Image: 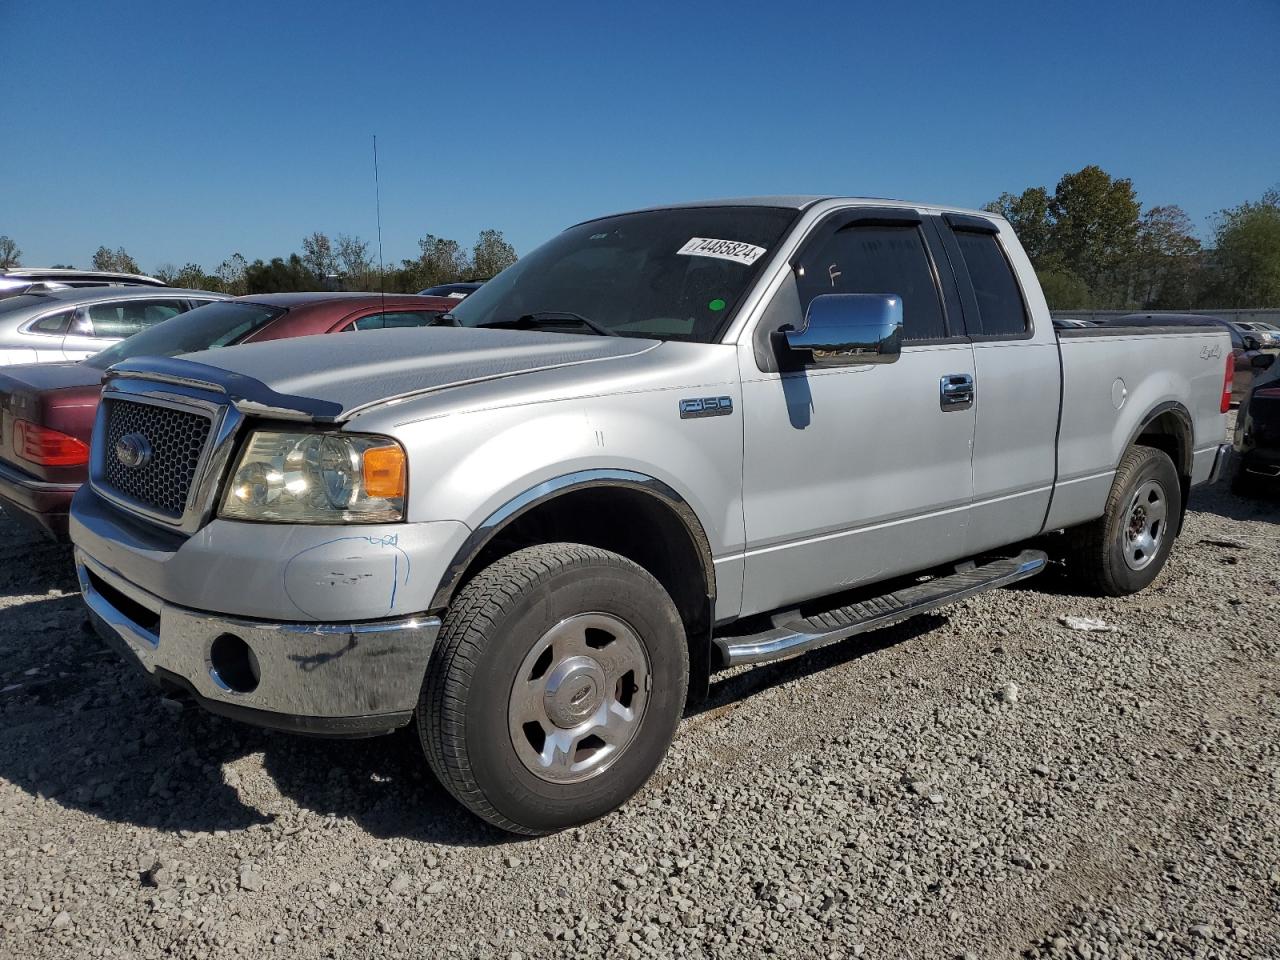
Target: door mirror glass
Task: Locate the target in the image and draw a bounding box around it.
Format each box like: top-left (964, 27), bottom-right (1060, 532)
top-left (1242, 334), bottom-right (1261, 352)
top-left (783, 293), bottom-right (903, 366)
top-left (1252, 352), bottom-right (1276, 370)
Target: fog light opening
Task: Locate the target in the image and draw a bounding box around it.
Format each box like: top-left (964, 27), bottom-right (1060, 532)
top-left (208, 634), bottom-right (261, 694)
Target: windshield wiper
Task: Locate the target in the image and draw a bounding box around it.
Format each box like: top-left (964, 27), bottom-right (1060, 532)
top-left (478, 311), bottom-right (618, 337)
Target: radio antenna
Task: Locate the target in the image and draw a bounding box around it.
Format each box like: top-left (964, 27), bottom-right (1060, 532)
top-left (373, 134), bottom-right (386, 311)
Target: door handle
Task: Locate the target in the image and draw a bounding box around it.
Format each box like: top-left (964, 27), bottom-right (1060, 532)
top-left (940, 374), bottom-right (974, 411)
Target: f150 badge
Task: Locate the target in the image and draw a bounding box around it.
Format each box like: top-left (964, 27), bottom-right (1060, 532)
top-left (680, 396), bottom-right (734, 419)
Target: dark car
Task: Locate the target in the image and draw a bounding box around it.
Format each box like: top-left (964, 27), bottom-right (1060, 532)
top-left (417, 280), bottom-right (486, 300)
top-left (0, 292), bottom-right (454, 538)
top-left (1112, 313), bottom-right (1272, 403)
top-left (1232, 351), bottom-right (1280, 496)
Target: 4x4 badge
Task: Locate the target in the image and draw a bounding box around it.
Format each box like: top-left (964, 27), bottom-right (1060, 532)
top-left (679, 396), bottom-right (733, 419)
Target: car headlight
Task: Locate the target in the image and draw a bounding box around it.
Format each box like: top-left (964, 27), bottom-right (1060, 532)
top-left (220, 430), bottom-right (406, 523)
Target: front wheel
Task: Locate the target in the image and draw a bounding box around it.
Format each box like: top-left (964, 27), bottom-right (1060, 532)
top-left (1066, 445), bottom-right (1182, 596)
top-left (418, 543), bottom-right (688, 835)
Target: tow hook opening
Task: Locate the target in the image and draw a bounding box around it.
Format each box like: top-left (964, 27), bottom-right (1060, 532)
top-left (208, 634), bottom-right (261, 694)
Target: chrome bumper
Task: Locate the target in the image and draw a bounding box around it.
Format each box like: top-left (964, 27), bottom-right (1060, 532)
top-left (76, 549), bottom-right (440, 736)
top-left (1207, 442), bottom-right (1233, 485)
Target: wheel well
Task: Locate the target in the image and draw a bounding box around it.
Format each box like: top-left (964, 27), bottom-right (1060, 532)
top-left (450, 486), bottom-right (715, 701)
top-left (1133, 408), bottom-right (1192, 532)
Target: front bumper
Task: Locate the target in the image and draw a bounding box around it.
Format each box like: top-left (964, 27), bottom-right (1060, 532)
top-left (77, 550), bottom-right (441, 737)
top-left (0, 458), bottom-right (78, 540)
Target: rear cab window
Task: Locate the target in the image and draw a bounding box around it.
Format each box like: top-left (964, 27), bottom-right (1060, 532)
top-left (944, 218), bottom-right (1031, 339)
top-left (85, 301), bottom-right (286, 370)
top-left (346, 311), bottom-right (439, 331)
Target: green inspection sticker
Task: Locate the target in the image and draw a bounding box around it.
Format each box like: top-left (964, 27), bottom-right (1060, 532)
top-left (708, 298), bottom-right (726, 311)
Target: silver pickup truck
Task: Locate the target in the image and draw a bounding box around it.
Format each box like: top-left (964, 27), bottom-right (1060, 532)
top-left (69, 197), bottom-right (1232, 834)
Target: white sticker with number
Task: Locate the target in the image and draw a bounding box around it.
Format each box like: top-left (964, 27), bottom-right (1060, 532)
top-left (676, 237), bottom-right (767, 266)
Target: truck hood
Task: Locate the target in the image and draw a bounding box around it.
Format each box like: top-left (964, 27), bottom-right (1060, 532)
top-left (107, 327), bottom-right (660, 421)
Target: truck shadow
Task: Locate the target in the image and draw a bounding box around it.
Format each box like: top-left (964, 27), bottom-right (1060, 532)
top-left (1, 598), bottom-right (944, 849)
top-left (1187, 482), bottom-right (1279, 525)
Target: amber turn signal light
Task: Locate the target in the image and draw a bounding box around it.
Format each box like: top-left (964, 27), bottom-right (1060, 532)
top-left (362, 443), bottom-right (406, 499)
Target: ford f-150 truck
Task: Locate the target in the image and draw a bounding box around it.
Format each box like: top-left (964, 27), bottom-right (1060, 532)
top-left (69, 197), bottom-right (1233, 834)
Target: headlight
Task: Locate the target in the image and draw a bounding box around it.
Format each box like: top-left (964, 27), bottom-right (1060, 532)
top-left (220, 431), bottom-right (406, 523)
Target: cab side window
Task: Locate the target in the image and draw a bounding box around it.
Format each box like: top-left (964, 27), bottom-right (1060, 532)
top-left (794, 225), bottom-right (946, 341)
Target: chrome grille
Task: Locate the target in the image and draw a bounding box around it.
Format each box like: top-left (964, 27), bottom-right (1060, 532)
top-left (101, 398), bottom-right (212, 519)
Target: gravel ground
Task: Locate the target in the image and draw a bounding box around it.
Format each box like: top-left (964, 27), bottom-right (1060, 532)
top-left (0, 478), bottom-right (1277, 959)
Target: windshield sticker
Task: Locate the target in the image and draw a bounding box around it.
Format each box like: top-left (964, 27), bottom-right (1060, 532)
top-left (677, 237), bottom-right (767, 266)
top-left (708, 298), bottom-right (726, 311)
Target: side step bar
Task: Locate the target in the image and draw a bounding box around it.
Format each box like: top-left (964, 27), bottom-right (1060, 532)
top-left (714, 549), bottom-right (1048, 667)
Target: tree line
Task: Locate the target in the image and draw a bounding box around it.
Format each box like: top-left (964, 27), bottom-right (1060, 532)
top-left (0, 229), bottom-right (519, 297)
top-left (3, 174), bottom-right (1278, 310)
top-left (984, 166), bottom-right (1280, 311)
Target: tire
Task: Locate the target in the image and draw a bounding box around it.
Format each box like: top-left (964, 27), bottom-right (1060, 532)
top-left (1065, 445), bottom-right (1182, 597)
top-left (417, 543), bottom-right (688, 835)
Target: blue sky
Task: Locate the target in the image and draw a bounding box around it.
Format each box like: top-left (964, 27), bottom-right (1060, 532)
top-left (3, 0), bottom-right (1277, 272)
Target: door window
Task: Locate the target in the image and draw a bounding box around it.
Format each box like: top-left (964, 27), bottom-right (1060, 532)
top-left (795, 225), bottom-right (947, 341)
top-left (81, 299), bottom-right (187, 338)
top-left (952, 231), bottom-right (1029, 337)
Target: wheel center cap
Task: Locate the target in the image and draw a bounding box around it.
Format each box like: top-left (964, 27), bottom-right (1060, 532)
top-left (543, 656), bottom-right (606, 728)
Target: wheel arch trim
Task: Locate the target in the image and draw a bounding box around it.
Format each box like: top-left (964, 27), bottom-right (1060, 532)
top-left (428, 469), bottom-right (717, 612)
top-left (1126, 400), bottom-right (1194, 476)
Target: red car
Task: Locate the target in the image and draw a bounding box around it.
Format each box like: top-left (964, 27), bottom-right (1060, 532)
top-left (0, 292), bottom-right (454, 538)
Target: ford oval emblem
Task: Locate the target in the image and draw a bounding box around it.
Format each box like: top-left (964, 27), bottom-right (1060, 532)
top-left (115, 433), bottom-right (153, 469)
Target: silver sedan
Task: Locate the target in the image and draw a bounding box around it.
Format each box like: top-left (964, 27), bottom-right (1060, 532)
top-left (0, 286), bottom-right (227, 365)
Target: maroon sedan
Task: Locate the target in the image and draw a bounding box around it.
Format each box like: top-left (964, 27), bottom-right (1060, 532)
top-left (0, 292), bottom-right (454, 539)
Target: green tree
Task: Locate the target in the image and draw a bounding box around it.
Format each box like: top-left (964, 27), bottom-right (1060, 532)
top-left (243, 255), bottom-right (321, 294)
top-left (216, 253), bottom-right (249, 296)
top-left (1201, 188), bottom-right (1280, 308)
top-left (91, 245), bottom-right (142, 274)
top-left (416, 234), bottom-right (470, 288)
top-left (301, 231), bottom-right (338, 279)
top-left (470, 229), bottom-right (518, 278)
top-left (1133, 205), bottom-right (1200, 309)
top-left (1047, 165), bottom-right (1141, 303)
top-left (335, 234), bottom-right (375, 290)
top-left (1036, 268), bottom-right (1092, 311)
top-left (0, 235), bottom-right (21, 268)
top-left (983, 188), bottom-right (1053, 262)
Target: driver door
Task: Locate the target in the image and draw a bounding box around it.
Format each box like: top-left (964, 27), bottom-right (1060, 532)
top-left (736, 209), bottom-right (977, 617)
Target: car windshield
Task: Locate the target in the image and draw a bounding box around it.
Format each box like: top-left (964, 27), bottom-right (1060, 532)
top-left (448, 206), bottom-right (798, 342)
top-left (85, 301), bottom-right (285, 370)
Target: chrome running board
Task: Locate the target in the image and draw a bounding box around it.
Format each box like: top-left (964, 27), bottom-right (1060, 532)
top-left (714, 549), bottom-right (1048, 667)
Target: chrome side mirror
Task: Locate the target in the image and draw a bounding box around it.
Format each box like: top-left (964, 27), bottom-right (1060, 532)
top-left (782, 293), bottom-right (903, 366)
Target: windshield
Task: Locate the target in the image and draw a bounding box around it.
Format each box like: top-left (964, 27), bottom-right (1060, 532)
top-left (86, 301), bottom-right (285, 369)
top-left (448, 206), bottom-right (798, 342)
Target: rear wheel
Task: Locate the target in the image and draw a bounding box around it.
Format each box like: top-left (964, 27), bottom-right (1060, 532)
top-left (1066, 445), bottom-right (1182, 596)
top-left (418, 543), bottom-right (688, 835)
